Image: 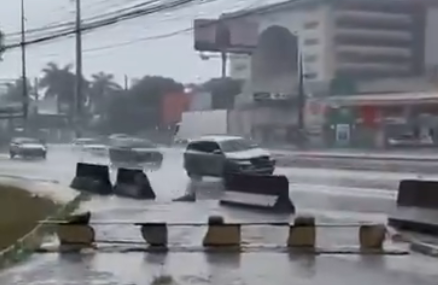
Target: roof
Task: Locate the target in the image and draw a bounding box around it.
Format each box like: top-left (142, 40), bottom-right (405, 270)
top-left (221, 0), bottom-right (313, 19)
top-left (222, 0), bottom-right (434, 20)
top-left (192, 135), bottom-right (244, 143)
top-left (325, 92), bottom-right (438, 106)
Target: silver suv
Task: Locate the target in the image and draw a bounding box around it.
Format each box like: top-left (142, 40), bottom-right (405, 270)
top-left (183, 135), bottom-right (275, 180)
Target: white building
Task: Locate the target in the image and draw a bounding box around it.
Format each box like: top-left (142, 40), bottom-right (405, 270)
top-left (226, 0), bottom-right (437, 89)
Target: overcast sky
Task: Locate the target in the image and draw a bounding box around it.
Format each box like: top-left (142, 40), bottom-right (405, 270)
top-left (0, 0), bottom-right (277, 85)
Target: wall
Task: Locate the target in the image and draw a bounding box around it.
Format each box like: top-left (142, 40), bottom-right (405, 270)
top-left (161, 92), bottom-right (191, 126)
top-left (229, 54), bottom-right (252, 80)
top-left (425, 7), bottom-right (438, 74)
top-left (188, 91), bottom-right (212, 111)
top-left (228, 2), bottom-right (334, 84)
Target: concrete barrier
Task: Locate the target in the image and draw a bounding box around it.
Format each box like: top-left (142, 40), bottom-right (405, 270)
top-left (287, 215), bottom-right (316, 248)
top-left (202, 216), bottom-right (241, 247)
top-left (70, 163), bottom-right (112, 195)
top-left (388, 180), bottom-right (438, 235)
top-left (0, 180), bottom-right (84, 268)
top-left (56, 212), bottom-right (95, 252)
top-left (220, 174), bottom-right (295, 213)
top-left (113, 168), bottom-right (156, 199)
top-left (49, 214), bottom-right (395, 254)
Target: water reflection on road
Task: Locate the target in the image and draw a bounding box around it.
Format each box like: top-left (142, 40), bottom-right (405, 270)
top-left (0, 145), bottom-right (437, 284)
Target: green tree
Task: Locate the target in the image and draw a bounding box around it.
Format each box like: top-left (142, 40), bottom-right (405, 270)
top-left (89, 72), bottom-right (121, 115)
top-left (103, 76), bottom-right (183, 133)
top-left (202, 77), bottom-right (242, 109)
top-left (39, 62), bottom-right (89, 115)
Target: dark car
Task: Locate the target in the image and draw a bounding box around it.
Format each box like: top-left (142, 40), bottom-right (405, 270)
top-left (9, 137), bottom-right (47, 159)
top-left (109, 137), bottom-right (163, 170)
top-left (183, 135), bottom-right (275, 180)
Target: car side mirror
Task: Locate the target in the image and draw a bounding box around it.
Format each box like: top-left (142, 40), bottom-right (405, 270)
top-left (212, 149), bottom-right (222, 155)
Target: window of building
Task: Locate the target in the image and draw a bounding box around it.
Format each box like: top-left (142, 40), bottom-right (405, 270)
top-left (303, 21), bottom-right (319, 29)
top-left (304, 54), bottom-right (318, 63)
top-left (304, 38), bottom-right (319, 45)
top-left (304, 72), bottom-right (318, 79)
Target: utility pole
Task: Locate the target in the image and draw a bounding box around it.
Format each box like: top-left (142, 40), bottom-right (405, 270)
top-left (20, 0), bottom-right (28, 128)
top-left (297, 54), bottom-right (305, 146)
top-left (124, 74), bottom-right (129, 90)
top-left (216, 21), bottom-right (229, 78)
top-left (74, 0), bottom-right (83, 138)
top-left (220, 50), bottom-right (227, 78)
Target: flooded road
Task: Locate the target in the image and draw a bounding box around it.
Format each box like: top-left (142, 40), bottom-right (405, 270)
top-left (0, 145), bottom-right (437, 285)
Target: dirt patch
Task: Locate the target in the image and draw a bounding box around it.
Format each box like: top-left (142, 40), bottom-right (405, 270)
top-left (0, 185), bottom-right (59, 250)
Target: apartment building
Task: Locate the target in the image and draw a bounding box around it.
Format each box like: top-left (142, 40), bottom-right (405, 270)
top-left (227, 0), bottom-right (433, 84)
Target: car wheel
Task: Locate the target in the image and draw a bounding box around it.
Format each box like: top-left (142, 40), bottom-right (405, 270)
top-left (9, 152), bottom-right (15, 159)
top-left (187, 171), bottom-right (202, 181)
top-left (41, 153), bottom-right (47, 160)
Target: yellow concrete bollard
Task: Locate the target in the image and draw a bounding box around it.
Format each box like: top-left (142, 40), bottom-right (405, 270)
top-left (140, 223), bottom-right (168, 247)
top-left (359, 224), bottom-right (386, 250)
top-left (56, 224), bottom-right (95, 251)
top-left (287, 215), bottom-right (316, 248)
top-left (202, 216), bottom-right (241, 247)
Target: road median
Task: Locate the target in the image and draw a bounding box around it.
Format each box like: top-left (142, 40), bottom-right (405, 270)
top-left (272, 149), bottom-right (438, 162)
top-left (0, 178), bottom-right (85, 269)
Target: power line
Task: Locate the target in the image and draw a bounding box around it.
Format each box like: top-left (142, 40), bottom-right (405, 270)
top-left (3, 0), bottom-right (211, 51)
top-left (4, 0), bottom-right (275, 60)
top-left (4, 0), bottom-right (165, 39)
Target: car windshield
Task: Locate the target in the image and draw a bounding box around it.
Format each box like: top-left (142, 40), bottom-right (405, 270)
top-left (75, 138), bottom-right (101, 145)
top-left (113, 138), bottom-right (155, 148)
top-left (219, 138), bottom-right (258, 152)
top-left (15, 138), bottom-right (39, 144)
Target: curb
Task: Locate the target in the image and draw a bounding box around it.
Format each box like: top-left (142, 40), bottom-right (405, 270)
top-left (386, 226), bottom-right (438, 258)
top-left (291, 154), bottom-right (438, 163)
top-left (0, 192), bottom-right (87, 269)
top-left (409, 240), bottom-right (438, 257)
top-left (271, 151), bottom-right (438, 163)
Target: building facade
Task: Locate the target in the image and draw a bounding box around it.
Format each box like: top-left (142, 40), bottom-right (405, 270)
top-left (227, 0), bottom-right (437, 86)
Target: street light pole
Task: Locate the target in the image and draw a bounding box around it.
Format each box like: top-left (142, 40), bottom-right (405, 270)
top-left (20, 0), bottom-right (28, 126)
top-left (74, 0), bottom-right (83, 138)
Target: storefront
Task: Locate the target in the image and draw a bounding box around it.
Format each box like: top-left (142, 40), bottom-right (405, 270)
top-left (321, 92), bottom-right (438, 149)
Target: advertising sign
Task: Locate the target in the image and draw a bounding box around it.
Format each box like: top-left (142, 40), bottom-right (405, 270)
top-left (193, 18), bottom-right (259, 54)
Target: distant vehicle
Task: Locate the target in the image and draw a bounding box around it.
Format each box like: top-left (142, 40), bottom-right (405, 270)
top-left (183, 135), bottom-right (275, 180)
top-left (387, 133), bottom-right (434, 148)
top-left (173, 110), bottom-right (229, 145)
top-left (9, 137), bottom-right (47, 160)
top-left (109, 137), bottom-right (163, 170)
top-left (72, 138), bottom-right (108, 156)
top-left (109, 133), bottom-right (130, 142)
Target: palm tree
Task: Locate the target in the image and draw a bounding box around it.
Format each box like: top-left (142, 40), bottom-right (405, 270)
top-left (39, 62), bottom-right (89, 115)
top-left (89, 72), bottom-right (121, 115)
top-left (39, 63), bottom-right (73, 110)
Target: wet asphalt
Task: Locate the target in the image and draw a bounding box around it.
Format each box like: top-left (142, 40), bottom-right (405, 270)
top-left (0, 145), bottom-right (437, 285)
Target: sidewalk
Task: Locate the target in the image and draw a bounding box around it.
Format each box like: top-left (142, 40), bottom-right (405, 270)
top-left (271, 148), bottom-right (438, 162)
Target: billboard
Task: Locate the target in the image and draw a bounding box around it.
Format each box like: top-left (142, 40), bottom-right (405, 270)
top-left (193, 18), bottom-right (259, 54)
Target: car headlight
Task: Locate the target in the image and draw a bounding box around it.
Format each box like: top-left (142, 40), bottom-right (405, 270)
top-left (230, 159), bottom-right (252, 166)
